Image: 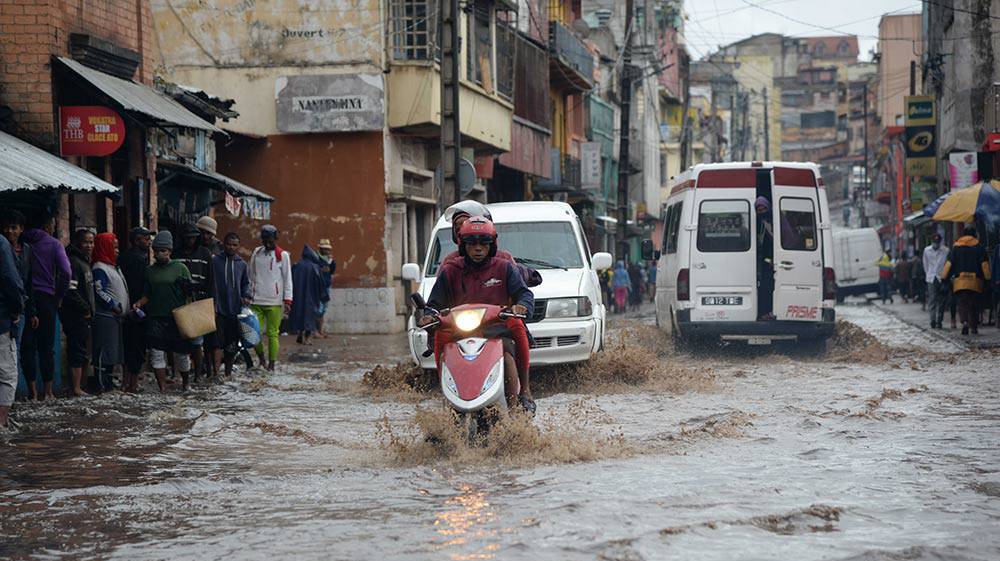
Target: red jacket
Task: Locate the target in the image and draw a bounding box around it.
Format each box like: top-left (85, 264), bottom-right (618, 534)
top-left (428, 255), bottom-right (534, 311)
top-left (442, 249), bottom-right (542, 287)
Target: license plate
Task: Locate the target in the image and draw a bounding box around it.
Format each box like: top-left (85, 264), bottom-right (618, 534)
top-left (702, 296), bottom-right (742, 306)
top-left (747, 337), bottom-right (771, 345)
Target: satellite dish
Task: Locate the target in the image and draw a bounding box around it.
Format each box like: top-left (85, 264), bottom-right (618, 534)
top-left (434, 157), bottom-right (477, 197)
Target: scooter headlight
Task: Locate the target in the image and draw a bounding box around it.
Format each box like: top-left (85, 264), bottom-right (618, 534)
top-left (454, 308), bottom-right (486, 332)
top-left (480, 360), bottom-right (504, 396)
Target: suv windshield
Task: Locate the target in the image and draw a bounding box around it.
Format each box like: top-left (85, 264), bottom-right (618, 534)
top-left (426, 221), bottom-right (584, 276)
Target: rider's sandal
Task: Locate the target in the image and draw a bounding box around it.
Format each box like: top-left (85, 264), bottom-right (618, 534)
top-left (518, 395), bottom-right (536, 416)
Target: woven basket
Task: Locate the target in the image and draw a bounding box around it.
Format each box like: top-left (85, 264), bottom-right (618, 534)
top-left (172, 298), bottom-right (217, 339)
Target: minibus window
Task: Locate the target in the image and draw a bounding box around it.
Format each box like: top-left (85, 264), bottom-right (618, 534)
top-left (666, 203), bottom-right (682, 254)
top-left (779, 197), bottom-right (817, 251)
top-left (697, 200), bottom-right (751, 253)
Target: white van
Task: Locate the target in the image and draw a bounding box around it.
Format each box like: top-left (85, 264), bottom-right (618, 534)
top-left (402, 201), bottom-right (612, 369)
top-left (647, 162), bottom-right (836, 347)
top-left (832, 227), bottom-right (882, 302)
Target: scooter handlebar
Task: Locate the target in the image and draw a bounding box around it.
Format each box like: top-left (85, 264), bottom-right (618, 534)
top-left (498, 311), bottom-right (528, 320)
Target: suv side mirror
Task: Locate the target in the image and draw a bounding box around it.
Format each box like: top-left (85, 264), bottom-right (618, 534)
top-left (640, 239), bottom-right (655, 261)
top-left (592, 252), bottom-right (613, 271)
top-left (401, 263), bottom-right (421, 282)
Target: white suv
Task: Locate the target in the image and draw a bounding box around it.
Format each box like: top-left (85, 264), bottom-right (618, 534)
top-left (402, 201), bottom-right (612, 369)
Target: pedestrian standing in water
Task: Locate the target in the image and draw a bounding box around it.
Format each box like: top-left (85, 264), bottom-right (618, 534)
top-left (134, 231), bottom-right (193, 392)
top-left (923, 234), bottom-right (949, 329)
top-left (0, 211), bottom-right (36, 384)
top-left (20, 214), bottom-right (70, 401)
top-left (315, 239), bottom-right (336, 339)
top-left (910, 247), bottom-right (926, 308)
top-left (211, 233), bottom-right (250, 378)
top-left (612, 261), bottom-right (631, 314)
top-left (120, 227), bottom-right (151, 393)
top-left (0, 232), bottom-right (25, 432)
top-left (877, 250), bottom-right (894, 304)
top-left (290, 245), bottom-right (325, 345)
top-left (196, 216), bottom-right (223, 375)
top-left (174, 224), bottom-right (215, 381)
top-left (249, 225), bottom-right (292, 372)
top-left (61, 227), bottom-right (95, 397)
top-left (940, 225), bottom-right (991, 335)
top-left (197, 216), bottom-right (224, 256)
top-left (91, 233), bottom-right (128, 393)
top-left (895, 253), bottom-right (912, 303)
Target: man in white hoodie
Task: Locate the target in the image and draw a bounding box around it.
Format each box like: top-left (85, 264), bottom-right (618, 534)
top-left (249, 225), bottom-right (293, 371)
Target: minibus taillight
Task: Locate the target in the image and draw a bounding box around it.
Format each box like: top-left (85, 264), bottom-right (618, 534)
top-left (677, 268), bottom-right (690, 301)
top-left (823, 267), bottom-right (836, 300)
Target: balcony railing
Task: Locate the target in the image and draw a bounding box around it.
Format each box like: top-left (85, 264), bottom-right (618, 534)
top-left (549, 20), bottom-right (593, 92)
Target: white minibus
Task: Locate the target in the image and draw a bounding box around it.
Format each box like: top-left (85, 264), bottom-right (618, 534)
top-left (645, 162), bottom-right (836, 348)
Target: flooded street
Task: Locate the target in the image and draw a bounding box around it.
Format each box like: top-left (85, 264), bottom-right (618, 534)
top-left (2, 305), bottom-right (999, 561)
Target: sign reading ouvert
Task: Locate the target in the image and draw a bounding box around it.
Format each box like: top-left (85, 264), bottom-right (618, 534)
top-left (276, 74), bottom-right (384, 133)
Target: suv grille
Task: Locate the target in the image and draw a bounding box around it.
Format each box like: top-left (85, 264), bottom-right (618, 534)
top-left (528, 299), bottom-right (547, 323)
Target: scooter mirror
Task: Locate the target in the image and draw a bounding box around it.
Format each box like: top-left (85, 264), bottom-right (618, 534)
top-left (410, 293), bottom-right (427, 309)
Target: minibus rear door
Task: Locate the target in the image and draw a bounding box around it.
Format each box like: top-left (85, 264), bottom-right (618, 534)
top-left (771, 168), bottom-right (823, 322)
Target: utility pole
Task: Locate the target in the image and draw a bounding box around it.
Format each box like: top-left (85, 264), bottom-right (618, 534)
top-left (909, 60), bottom-right (916, 96)
top-left (440, 0), bottom-right (462, 205)
top-left (762, 87), bottom-right (770, 161)
top-left (729, 82), bottom-right (738, 162)
top-left (740, 93), bottom-right (749, 161)
top-left (861, 81), bottom-right (869, 227)
top-left (616, 0), bottom-right (634, 263)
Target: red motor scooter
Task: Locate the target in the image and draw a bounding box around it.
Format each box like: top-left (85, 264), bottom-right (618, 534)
top-left (412, 293), bottom-right (526, 440)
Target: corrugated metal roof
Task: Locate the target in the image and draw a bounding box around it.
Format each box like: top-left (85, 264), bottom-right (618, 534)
top-left (159, 161), bottom-right (273, 202)
top-left (56, 57), bottom-right (222, 133)
top-left (0, 131), bottom-right (118, 193)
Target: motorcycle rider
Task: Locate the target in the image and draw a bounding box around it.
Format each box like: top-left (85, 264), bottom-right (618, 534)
top-left (419, 216), bottom-right (536, 412)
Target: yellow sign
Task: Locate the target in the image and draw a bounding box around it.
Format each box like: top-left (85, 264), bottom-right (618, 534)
top-left (906, 157), bottom-right (936, 177)
top-left (907, 131), bottom-right (934, 153)
top-left (905, 96), bottom-right (936, 126)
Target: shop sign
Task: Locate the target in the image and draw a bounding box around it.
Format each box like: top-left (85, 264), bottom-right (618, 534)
top-left (905, 125), bottom-right (936, 177)
top-left (58, 106), bottom-right (125, 156)
top-left (947, 152), bottom-right (979, 191)
top-left (276, 74), bottom-right (384, 133)
top-left (905, 96), bottom-right (936, 126)
top-left (581, 142), bottom-right (602, 190)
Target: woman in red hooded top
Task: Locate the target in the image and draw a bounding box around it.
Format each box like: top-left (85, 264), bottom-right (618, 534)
top-left (91, 233), bottom-right (130, 392)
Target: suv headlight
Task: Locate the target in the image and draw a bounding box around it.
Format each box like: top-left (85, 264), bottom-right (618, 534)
top-left (545, 297), bottom-right (592, 318)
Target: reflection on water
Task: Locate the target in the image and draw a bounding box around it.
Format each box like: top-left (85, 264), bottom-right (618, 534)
top-left (433, 483), bottom-right (499, 560)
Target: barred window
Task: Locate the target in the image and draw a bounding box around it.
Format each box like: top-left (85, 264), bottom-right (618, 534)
top-left (466, 1), bottom-right (493, 91)
top-left (390, 0), bottom-right (436, 61)
top-left (496, 22), bottom-right (514, 100)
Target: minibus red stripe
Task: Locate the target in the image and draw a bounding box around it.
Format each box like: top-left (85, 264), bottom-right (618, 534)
top-left (773, 167), bottom-right (818, 187)
top-left (669, 179), bottom-right (695, 196)
top-left (695, 169), bottom-right (757, 188)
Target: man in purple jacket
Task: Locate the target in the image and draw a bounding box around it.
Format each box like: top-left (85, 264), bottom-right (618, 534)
top-left (21, 214), bottom-right (71, 400)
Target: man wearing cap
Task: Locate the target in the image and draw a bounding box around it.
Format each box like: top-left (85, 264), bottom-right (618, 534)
top-left (249, 225), bottom-right (293, 371)
top-left (315, 239), bottom-right (336, 338)
top-left (133, 231), bottom-right (194, 392)
top-left (175, 223), bottom-right (216, 381)
top-left (196, 216), bottom-right (224, 256)
top-left (120, 226), bottom-right (152, 390)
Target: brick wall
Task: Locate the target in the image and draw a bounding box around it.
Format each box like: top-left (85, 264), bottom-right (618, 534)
top-left (0, 0), bottom-right (155, 147)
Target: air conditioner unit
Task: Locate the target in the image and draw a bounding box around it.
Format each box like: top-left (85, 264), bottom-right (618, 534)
top-left (986, 83), bottom-right (1000, 133)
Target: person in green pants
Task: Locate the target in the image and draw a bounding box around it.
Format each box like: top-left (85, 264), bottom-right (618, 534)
top-left (248, 225), bottom-right (293, 371)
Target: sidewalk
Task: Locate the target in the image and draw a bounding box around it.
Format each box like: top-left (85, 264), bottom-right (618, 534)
top-left (872, 299), bottom-right (1000, 350)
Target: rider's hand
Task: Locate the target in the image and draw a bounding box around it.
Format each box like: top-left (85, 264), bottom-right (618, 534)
top-left (417, 314), bottom-right (435, 327)
top-left (511, 304), bottom-right (528, 317)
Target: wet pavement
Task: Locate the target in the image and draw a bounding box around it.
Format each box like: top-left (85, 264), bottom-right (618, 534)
top-left (2, 305), bottom-right (999, 561)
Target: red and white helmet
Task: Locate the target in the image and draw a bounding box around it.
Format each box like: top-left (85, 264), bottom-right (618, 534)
top-left (457, 216), bottom-right (498, 257)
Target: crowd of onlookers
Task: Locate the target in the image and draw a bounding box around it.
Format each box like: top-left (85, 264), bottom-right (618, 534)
top-left (601, 261), bottom-right (657, 314)
top-left (0, 212), bottom-right (336, 431)
top-left (880, 226), bottom-right (997, 335)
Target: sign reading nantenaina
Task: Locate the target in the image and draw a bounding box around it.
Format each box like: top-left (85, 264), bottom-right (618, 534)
top-left (293, 96), bottom-right (369, 113)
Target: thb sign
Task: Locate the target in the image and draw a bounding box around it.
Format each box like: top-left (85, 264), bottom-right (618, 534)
top-left (59, 106), bottom-right (125, 156)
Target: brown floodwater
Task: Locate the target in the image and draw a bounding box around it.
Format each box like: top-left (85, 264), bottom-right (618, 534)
top-left (1, 306), bottom-right (998, 561)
